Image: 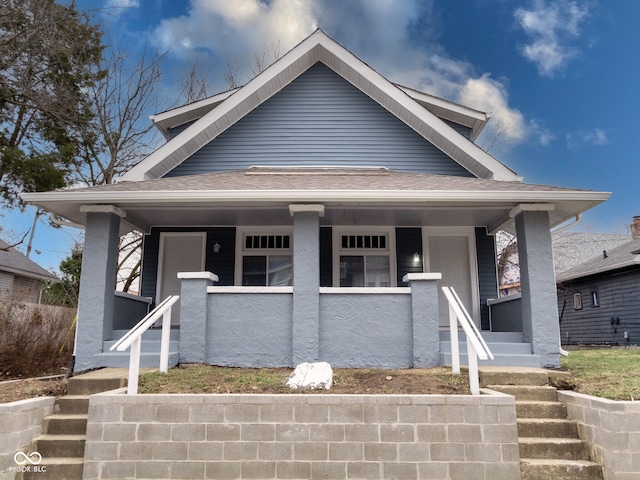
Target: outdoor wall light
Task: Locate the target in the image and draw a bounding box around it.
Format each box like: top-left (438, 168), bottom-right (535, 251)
top-left (412, 252), bottom-right (421, 263)
top-left (213, 242), bottom-right (221, 254)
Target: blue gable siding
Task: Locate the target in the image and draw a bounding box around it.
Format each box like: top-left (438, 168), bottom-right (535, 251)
top-left (165, 63), bottom-right (474, 177)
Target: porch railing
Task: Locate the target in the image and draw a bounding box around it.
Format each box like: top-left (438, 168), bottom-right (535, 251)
top-left (109, 295), bottom-right (180, 394)
top-left (442, 286), bottom-right (494, 395)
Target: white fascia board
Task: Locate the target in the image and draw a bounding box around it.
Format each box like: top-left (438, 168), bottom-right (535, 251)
top-left (122, 35), bottom-right (325, 182)
top-left (396, 85), bottom-right (488, 138)
top-left (149, 89), bottom-right (239, 137)
top-left (123, 30), bottom-right (518, 182)
top-left (558, 258), bottom-right (640, 283)
top-left (316, 37), bottom-right (518, 181)
top-left (0, 266), bottom-right (59, 282)
top-left (20, 189), bottom-right (612, 205)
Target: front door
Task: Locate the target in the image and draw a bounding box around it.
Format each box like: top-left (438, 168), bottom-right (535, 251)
top-left (157, 233), bottom-right (206, 325)
top-left (425, 233), bottom-right (478, 328)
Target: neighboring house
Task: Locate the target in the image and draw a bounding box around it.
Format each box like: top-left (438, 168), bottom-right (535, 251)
top-left (557, 217), bottom-right (640, 346)
top-left (497, 231), bottom-right (632, 297)
top-left (0, 238), bottom-right (59, 303)
top-left (21, 30), bottom-right (610, 371)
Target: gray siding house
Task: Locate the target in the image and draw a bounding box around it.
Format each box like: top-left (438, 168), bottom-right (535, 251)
top-left (0, 238), bottom-right (59, 303)
top-left (22, 30), bottom-right (610, 371)
top-left (557, 219), bottom-right (640, 346)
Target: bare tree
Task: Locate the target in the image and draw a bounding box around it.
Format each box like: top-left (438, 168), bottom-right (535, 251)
top-left (74, 41), bottom-right (166, 187)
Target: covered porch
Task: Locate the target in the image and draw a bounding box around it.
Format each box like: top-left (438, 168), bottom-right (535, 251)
top-left (21, 168), bottom-right (610, 371)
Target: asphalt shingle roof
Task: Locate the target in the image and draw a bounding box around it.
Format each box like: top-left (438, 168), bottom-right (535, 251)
top-left (556, 238), bottom-right (640, 282)
top-left (88, 167), bottom-right (592, 194)
top-left (0, 239), bottom-right (58, 281)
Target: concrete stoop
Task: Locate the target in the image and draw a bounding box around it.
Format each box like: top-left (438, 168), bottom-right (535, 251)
top-left (480, 367), bottom-right (604, 480)
top-left (17, 369), bottom-right (128, 480)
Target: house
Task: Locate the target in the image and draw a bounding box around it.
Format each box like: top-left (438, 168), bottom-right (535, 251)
top-left (557, 217), bottom-right (640, 346)
top-left (21, 30), bottom-right (610, 371)
top-left (0, 238), bottom-right (59, 303)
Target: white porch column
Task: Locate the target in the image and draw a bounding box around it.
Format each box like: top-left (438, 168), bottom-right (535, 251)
top-left (290, 204), bottom-right (324, 365)
top-left (514, 207), bottom-right (561, 368)
top-left (75, 206), bottom-right (125, 371)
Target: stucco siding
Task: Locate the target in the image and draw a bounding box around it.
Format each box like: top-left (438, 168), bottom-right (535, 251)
top-left (558, 268), bottom-right (640, 345)
top-left (207, 293), bottom-right (293, 367)
top-left (319, 293), bottom-right (413, 368)
top-left (165, 63), bottom-right (474, 177)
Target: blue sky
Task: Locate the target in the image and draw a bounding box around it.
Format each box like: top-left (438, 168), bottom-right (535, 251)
top-left (3, 0), bottom-right (638, 273)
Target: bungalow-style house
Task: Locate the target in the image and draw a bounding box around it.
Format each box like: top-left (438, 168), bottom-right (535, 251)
top-left (557, 217), bottom-right (640, 346)
top-left (21, 30), bottom-right (610, 371)
top-left (0, 238), bottom-right (59, 303)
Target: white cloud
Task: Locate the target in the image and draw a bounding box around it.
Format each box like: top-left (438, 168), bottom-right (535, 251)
top-left (514, 0), bottom-right (589, 76)
top-left (105, 0), bottom-right (140, 9)
top-left (566, 128), bottom-right (609, 149)
top-left (151, 0), bottom-right (527, 149)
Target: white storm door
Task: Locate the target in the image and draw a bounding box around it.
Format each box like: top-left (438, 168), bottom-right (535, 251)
top-left (156, 233), bottom-right (206, 325)
top-left (426, 234), bottom-right (477, 328)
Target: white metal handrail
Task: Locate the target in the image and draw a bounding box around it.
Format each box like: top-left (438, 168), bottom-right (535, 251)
top-left (442, 286), bottom-right (494, 395)
top-left (110, 295), bottom-right (180, 394)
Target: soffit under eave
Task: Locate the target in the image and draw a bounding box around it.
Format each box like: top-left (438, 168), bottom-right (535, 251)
top-left (132, 33), bottom-right (516, 181)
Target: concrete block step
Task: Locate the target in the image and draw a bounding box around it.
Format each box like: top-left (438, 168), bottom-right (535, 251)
top-left (440, 340), bottom-right (533, 355)
top-left (518, 418), bottom-right (578, 438)
top-left (112, 328), bottom-right (180, 341)
top-left (519, 437), bottom-right (590, 460)
top-left (441, 352), bottom-right (542, 368)
top-left (517, 401), bottom-right (567, 419)
top-left (55, 395), bottom-right (90, 415)
top-left (439, 331), bottom-right (524, 343)
top-left (17, 457), bottom-right (84, 480)
top-left (32, 434), bottom-right (86, 458)
top-left (45, 414), bottom-right (88, 435)
top-left (93, 350), bottom-right (179, 368)
top-left (103, 339), bottom-right (179, 352)
top-left (68, 373), bottom-right (127, 395)
top-left (487, 385), bottom-right (558, 402)
top-left (479, 367), bottom-right (549, 387)
top-left (520, 458), bottom-right (603, 480)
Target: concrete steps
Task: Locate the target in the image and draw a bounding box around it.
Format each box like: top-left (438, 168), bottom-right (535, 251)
top-left (18, 369), bottom-right (129, 480)
top-left (480, 367), bottom-right (603, 480)
top-left (439, 331), bottom-right (542, 367)
top-left (95, 329), bottom-right (180, 368)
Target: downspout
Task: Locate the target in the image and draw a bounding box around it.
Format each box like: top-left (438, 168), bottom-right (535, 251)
top-left (551, 213), bottom-right (582, 235)
top-left (49, 213), bottom-right (85, 230)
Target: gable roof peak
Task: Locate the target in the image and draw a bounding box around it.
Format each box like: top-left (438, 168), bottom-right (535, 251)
top-left (122, 29), bottom-right (518, 183)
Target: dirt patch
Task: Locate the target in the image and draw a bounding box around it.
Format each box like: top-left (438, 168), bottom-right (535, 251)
top-left (0, 378), bottom-right (68, 404)
top-left (139, 365), bottom-right (471, 395)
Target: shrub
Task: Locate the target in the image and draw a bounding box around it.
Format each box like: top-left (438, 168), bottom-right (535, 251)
top-left (0, 300), bottom-right (76, 378)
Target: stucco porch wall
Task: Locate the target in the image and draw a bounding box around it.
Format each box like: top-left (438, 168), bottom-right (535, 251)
top-left (559, 391), bottom-right (640, 479)
top-left (82, 391), bottom-right (522, 480)
top-left (0, 396), bottom-right (55, 479)
top-left (319, 290), bottom-right (413, 368)
top-left (112, 292), bottom-right (152, 331)
top-left (206, 291), bottom-right (293, 367)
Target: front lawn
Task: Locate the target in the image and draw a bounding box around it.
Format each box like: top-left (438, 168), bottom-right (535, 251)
top-left (560, 348), bottom-right (640, 401)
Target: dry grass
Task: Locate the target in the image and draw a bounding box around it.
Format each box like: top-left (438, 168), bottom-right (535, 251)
top-left (0, 300), bottom-right (75, 379)
top-left (138, 365), bottom-right (471, 395)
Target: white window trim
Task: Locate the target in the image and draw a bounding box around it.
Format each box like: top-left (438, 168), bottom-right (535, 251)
top-left (332, 226), bottom-right (397, 287)
top-left (421, 226), bottom-right (481, 325)
top-left (235, 226), bottom-right (293, 286)
top-left (156, 232), bottom-right (207, 302)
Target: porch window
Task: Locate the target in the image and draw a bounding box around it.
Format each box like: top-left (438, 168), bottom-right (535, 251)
top-left (337, 232), bottom-right (393, 287)
top-left (239, 231), bottom-right (292, 286)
